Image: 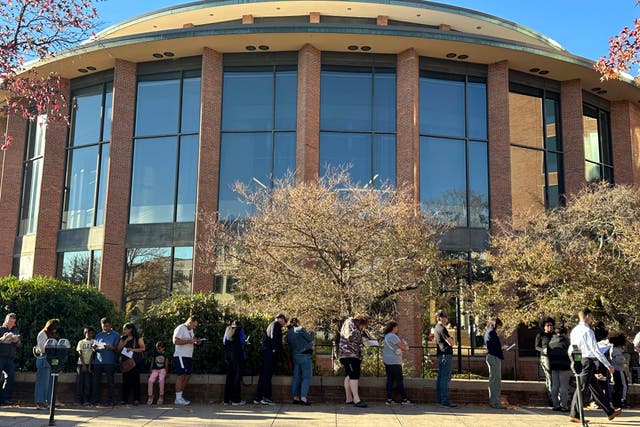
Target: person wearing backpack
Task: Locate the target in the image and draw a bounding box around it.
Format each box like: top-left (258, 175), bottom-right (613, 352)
top-left (547, 326), bottom-right (571, 412)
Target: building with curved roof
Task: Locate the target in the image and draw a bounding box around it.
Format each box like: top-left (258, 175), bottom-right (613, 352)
top-left (1, 0), bottom-right (639, 374)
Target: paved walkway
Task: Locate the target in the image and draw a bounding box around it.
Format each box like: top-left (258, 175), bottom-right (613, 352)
top-left (0, 403), bottom-right (638, 427)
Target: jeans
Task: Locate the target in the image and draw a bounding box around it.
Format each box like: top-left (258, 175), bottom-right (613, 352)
top-left (540, 357), bottom-right (552, 396)
top-left (486, 354), bottom-right (502, 407)
top-left (148, 369), bottom-right (167, 398)
top-left (76, 366), bottom-right (92, 404)
top-left (0, 356), bottom-right (15, 403)
top-left (570, 358), bottom-right (614, 418)
top-left (385, 363), bottom-right (407, 400)
top-left (35, 356), bottom-right (52, 404)
top-left (255, 349), bottom-right (276, 400)
top-left (292, 353), bottom-right (312, 398)
top-left (550, 369), bottom-right (571, 409)
top-left (91, 363), bottom-right (115, 404)
top-left (436, 354), bottom-right (453, 404)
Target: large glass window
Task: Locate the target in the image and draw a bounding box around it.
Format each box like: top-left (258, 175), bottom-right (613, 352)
top-left (219, 66), bottom-right (297, 220)
top-left (583, 104), bottom-right (613, 182)
top-left (419, 74), bottom-right (488, 228)
top-left (18, 115), bottom-right (47, 235)
top-left (130, 71), bottom-right (201, 224)
top-left (62, 83), bottom-right (112, 229)
top-left (509, 87), bottom-right (563, 228)
top-left (56, 250), bottom-right (102, 286)
top-left (320, 66), bottom-right (396, 187)
top-left (123, 246), bottom-right (193, 317)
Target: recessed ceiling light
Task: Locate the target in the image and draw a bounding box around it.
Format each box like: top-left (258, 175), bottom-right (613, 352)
top-left (538, 70), bottom-right (549, 75)
top-left (276, 7), bottom-right (280, 10)
top-left (361, 46), bottom-right (371, 51)
top-left (258, 45), bottom-right (269, 50)
top-left (476, 26), bottom-right (482, 30)
top-left (78, 68), bottom-right (88, 73)
top-left (163, 51), bottom-right (175, 57)
top-left (446, 52), bottom-right (456, 58)
top-left (153, 25), bottom-right (158, 29)
top-left (245, 45), bottom-right (257, 51)
top-left (347, 7), bottom-right (352, 10)
top-left (416, 14), bottom-right (421, 17)
top-left (348, 45), bottom-right (358, 51)
top-left (591, 87), bottom-right (601, 92)
top-left (457, 54), bottom-right (468, 60)
top-left (152, 53), bottom-right (163, 58)
top-left (209, 13), bottom-right (214, 16)
top-left (86, 66), bottom-right (96, 71)
top-left (529, 68), bottom-right (540, 73)
top-left (597, 90), bottom-right (608, 94)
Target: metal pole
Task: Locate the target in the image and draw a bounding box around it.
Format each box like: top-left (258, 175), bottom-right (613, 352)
top-left (456, 289), bottom-right (462, 374)
top-left (575, 371), bottom-right (588, 426)
top-left (48, 373), bottom-right (59, 426)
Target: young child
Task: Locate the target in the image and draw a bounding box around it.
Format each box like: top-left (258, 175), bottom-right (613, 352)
top-left (147, 341), bottom-right (170, 405)
top-left (75, 327), bottom-right (95, 405)
top-left (609, 333), bottom-right (630, 408)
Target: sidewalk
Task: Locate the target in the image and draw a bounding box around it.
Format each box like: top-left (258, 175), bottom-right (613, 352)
top-left (1, 403), bottom-right (638, 427)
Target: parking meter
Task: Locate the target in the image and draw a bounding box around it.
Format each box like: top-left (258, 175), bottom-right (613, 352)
top-left (44, 338), bottom-right (70, 426)
top-left (570, 345), bottom-right (588, 426)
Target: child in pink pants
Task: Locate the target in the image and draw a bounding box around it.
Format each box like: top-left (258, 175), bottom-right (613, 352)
top-left (147, 341), bottom-right (170, 405)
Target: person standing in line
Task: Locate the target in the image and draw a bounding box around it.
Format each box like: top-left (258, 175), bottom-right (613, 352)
top-left (547, 326), bottom-right (571, 412)
top-left (339, 314), bottom-right (369, 408)
top-left (74, 326), bottom-right (95, 406)
top-left (535, 317), bottom-right (555, 406)
top-left (568, 309), bottom-right (621, 423)
top-left (484, 317), bottom-right (507, 409)
top-left (34, 318), bottom-right (60, 409)
top-left (434, 310), bottom-right (456, 407)
top-left (609, 333), bottom-right (630, 408)
top-left (223, 320), bottom-right (247, 406)
top-left (382, 320), bottom-right (413, 405)
top-left (147, 341), bottom-right (170, 405)
top-left (91, 317), bottom-right (120, 406)
top-left (287, 318), bottom-right (315, 405)
top-left (117, 323), bottom-right (145, 405)
top-left (173, 315), bottom-right (202, 406)
top-left (253, 313), bottom-right (287, 405)
top-left (0, 313), bottom-right (20, 406)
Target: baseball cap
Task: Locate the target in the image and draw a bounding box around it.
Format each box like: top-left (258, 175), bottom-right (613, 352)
top-left (436, 310), bottom-right (448, 319)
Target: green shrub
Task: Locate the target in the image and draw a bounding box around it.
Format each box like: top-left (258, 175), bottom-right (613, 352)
top-left (0, 276), bottom-right (121, 372)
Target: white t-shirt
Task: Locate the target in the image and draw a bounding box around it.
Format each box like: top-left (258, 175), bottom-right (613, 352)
top-left (633, 331), bottom-right (640, 351)
top-left (173, 324), bottom-right (194, 358)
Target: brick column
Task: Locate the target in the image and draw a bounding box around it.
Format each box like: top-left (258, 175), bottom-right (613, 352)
top-left (611, 100), bottom-right (640, 185)
top-left (561, 79), bottom-right (585, 197)
top-left (100, 59), bottom-right (136, 308)
top-left (32, 79), bottom-right (71, 276)
top-left (192, 48), bottom-right (223, 293)
top-left (296, 44), bottom-right (320, 183)
top-left (0, 115), bottom-right (27, 276)
top-left (487, 61), bottom-right (512, 228)
top-left (395, 48), bottom-right (422, 376)
top-left (396, 48), bottom-right (419, 199)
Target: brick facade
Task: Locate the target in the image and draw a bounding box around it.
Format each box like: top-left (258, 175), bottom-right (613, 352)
top-left (32, 79), bottom-right (71, 277)
top-left (487, 61), bottom-right (512, 228)
top-left (295, 44), bottom-right (320, 183)
top-left (0, 115), bottom-right (27, 276)
top-left (396, 48), bottom-right (419, 199)
top-left (192, 48), bottom-right (223, 293)
top-left (611, 100), bottom-right (640, 185)
top-left (100, 59), bottom-right (137, 308)
top-left (560, 79), bottom-right (585, 197)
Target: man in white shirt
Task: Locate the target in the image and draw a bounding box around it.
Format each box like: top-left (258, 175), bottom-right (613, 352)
top-left (568, 309), bottom-right (621, 423)
top-left (172, 316), bottom-right (202, 405)
top-left (633, 331), bottom-right (640, 355)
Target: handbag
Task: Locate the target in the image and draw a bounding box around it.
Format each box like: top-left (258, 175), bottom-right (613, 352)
top-left (121, 357), bottom-right (136, 373)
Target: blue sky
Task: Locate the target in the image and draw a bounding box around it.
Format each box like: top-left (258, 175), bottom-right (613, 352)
top-left (95, 0), bottom-right (638, 61)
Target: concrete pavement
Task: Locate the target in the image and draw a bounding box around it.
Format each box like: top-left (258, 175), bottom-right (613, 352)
top-left (1, 402), bottom-right (639, 427)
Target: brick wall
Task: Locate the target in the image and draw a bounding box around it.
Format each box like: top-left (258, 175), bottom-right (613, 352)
top-left (611, 100), bottom-right (640, 185)
top-left (100, 59), bottom-right (137, 308)
top-left (396, 48), bottom-right (419, 200)
top-left (560, 80), bottom-right (585, 197)
top-left (0, 115), bottom-right (27, 275)
top-left (295, 44), bottom-right (320, 183)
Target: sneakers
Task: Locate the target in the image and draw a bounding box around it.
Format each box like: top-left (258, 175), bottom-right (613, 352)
top-left (608, 408), bottom-right (622, 421)
top-left (385, 399), bottom-right (397, 405)
top-left (157, 396), bottom-right (163, 405)
top-left (253, 399), bottom-right (262, 405)
top-left (231, 400), bottom-right (246, 406)
top-left (147, 397), bottom-right (153, 405)
top-left (353, 401), bottom-right (368, 408)
top-left (400, 398), bottom-right (415, 405)
top-left (174, 397), bottom-right (191, 406)
top-left (552, 406), bottom-right (562, 412)
top-left (260, 398), bottom-right (276, 406)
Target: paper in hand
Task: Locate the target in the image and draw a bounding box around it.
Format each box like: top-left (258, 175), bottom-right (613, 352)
top-left (506, 343), bottom-right (516, 351)
top-left (121, 347), bottom-right (134, 358)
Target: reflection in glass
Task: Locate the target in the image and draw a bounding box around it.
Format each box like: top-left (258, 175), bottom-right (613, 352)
top-left (275, 71), bottom-right (297, 130)
top-left (91, 250), bottom-right (101, 287)
top-left (373, 72), bottom-right (396, 132)
top-left (57, 250), bottom-right (101, 287)
top-left (546, 152), bottom-right (562, 208)
top-left (176, 135), bottom-right (198, 222)
top-left (509, 92), bottom-right (543, 149)
top-left (172, 246), bottom-right (193, 295)
top-left (468, 81), bottom-right (488, 140)
top-left (583, 115), bottom-right (600, 163)
top-left (72, 92), bottom-right (102, 146)
top-left (103, 85), bottom-right (113, 141)
top-left (223, 71), bottom-right (274, 130)
top-left (585, 161), bottom-right (601, 182)
top-left (273, 132), bottom-right (296, 182)
top-left (420, 77), bottom-right (465, 137)
top-left (180, 77), bottom-right (201, 134)
top-left (320, 132), bottom-right (371, 185)
top-left (468, 141), bottom-right (489, 228)
top-left (63, 146), bottom-right (98, 229)
top-left (135, 78), bottom-right (180, 136)
top-left (19, 116), bottom-right (46, 235)
top-left (582, 106), bottom-right (612, 183)
top-left (321, 70), bottom-right (372, 131)
top-left (510, 146), bottom-right (545, 228)
top-left (95, 144), bottom-right (110, 226)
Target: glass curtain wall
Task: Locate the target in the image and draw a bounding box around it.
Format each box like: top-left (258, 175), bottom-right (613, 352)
top-left (583, 104), bottom-right (613, 182)
top-left (509, 86), bottom-right (563, 227)
top-left (218, 66), bottom-right (297, 220)
top-left (123, 246), bottom-right (193, 318)
top-left (419, 73), bottom-right (488, 228)
top-left (130, 71), bottom-right (201, 224)
top-left (56, 250), bottom-right (102, 286)
top-left (319, 66), bottom-right (396, 187)
top-left (18, 115), bottom-right (47, 235)
top-left (61, 83), bottom-right (113, 229)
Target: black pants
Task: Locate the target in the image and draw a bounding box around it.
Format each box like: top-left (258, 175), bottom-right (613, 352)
top-left (121, 365), bottom-right (141, 403)
top-left (570, 358), bottom-right (614, 418)
top-left (255, 349), bottom-right (276, 400)
top-left (75, 366), bottom-right (92, 403)
top-left (91, 364), bottom-right (115, 404)
top-left (384, 363), bottom-right (407, 400)
top-left (224, 352), bottom-right (243, 403)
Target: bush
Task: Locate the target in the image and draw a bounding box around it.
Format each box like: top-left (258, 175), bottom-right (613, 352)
top-left (0, 276), bottom-right (121, 372)
top-left (140, 293), bottom-right (272, 374)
